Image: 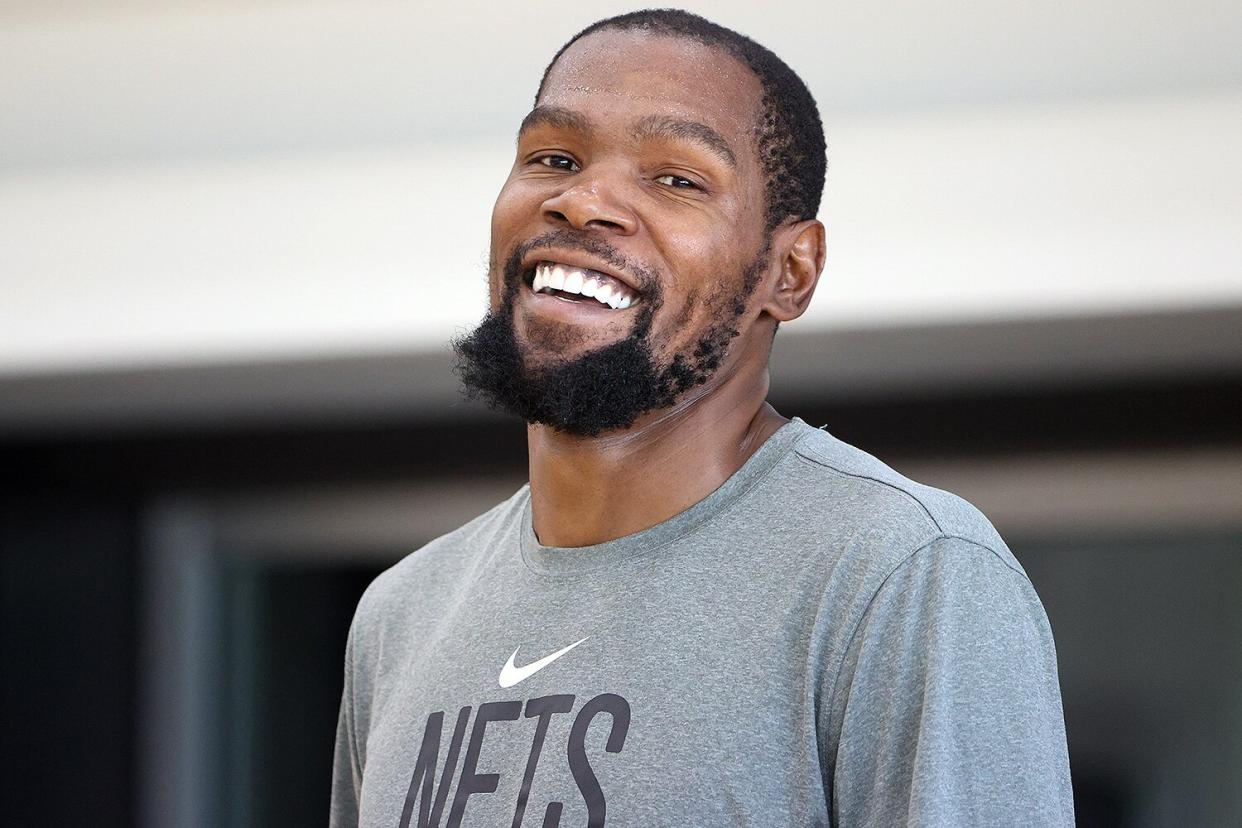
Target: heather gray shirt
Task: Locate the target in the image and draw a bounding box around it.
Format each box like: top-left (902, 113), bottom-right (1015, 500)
top-left (331, 419), bottom-right (1074, 827)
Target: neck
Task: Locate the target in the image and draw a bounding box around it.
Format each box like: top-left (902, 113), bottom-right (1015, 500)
top-left (527, 357), bottom-right (788, 548)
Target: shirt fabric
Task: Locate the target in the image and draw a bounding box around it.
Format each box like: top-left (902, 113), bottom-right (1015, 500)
top-left (330, 418), bottom-right (1075, 827)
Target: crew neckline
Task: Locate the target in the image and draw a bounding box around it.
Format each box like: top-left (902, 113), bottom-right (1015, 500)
top-left (520, 417), bottom-right (815, 576)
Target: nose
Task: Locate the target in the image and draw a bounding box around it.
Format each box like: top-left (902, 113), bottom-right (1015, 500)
top-left (541, 173), bottom-right (638, 236)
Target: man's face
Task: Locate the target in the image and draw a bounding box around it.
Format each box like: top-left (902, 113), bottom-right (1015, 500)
top-left (455, 29), bottom-right (772, 435)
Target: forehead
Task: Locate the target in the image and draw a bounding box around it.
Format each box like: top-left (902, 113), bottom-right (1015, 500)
top-left (537, 29), bottom-right (764, 156)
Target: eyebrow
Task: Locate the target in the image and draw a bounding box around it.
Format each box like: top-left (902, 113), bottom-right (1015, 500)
top-left (517, 105), bottom-right (737, 169)
top-left (630, 114), bottom-right (736, 169)
top-left (518, 105), bottom-right (593, 139)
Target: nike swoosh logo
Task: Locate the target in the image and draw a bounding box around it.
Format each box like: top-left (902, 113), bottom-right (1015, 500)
top-left (498, 637), bottom-right (589, 688)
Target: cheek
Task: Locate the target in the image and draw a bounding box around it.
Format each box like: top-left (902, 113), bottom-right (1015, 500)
top-left (664, 210), bottom-right (730, 256)
top-left (668, 285), bottom-right (702, 331)
top-left (491, 175), bottom-right (550, 237)
top-left (488, 177), bottom-right (540, 306)
top-left (652, 230), bottom-right (763, 348)
top-left (659, 222), bottom-right (754, 309)
top-left (490, 177), bottom-right (520, 233)
top-left (656, 196), bottom-right (755, 284)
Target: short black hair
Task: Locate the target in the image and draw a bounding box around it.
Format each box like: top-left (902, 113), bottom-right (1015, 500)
top-left (535, 8), bottom-right (826, 235)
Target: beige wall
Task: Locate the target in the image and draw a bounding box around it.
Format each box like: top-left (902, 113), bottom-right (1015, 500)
top-left (1, 1), bottom-right (1239, 390)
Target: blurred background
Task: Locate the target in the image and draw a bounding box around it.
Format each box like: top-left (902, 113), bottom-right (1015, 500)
top-left (1, 1), bottom-right (1240, 826)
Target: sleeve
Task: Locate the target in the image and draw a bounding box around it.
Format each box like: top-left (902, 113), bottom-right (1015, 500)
top-left (825, 535), bottom-right (1075, 827)
top-left (329, 612), bottom-right (364, 828)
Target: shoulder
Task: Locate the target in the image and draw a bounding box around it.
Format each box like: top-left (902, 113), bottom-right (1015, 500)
top-left (824, 538), bottom-right (1073, 827)
top-left (783, 420), bottom-right (1026, 580)
top-left (350, 484), bottom-right (529, 632)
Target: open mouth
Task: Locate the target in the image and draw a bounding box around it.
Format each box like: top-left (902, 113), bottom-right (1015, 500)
top-left (526, 261), bottom-right (641, 310)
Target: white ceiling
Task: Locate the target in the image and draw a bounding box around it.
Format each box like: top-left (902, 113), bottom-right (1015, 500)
top-left (2, 0), bottom-right (1241, 170)
top-left (1, 0), bottom-right (1240, 416)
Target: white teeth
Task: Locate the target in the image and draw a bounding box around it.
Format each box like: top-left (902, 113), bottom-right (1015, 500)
top-left (549, 265), bottom-right (566, 291)
top-left (532, 261), bottom-right (639, 309)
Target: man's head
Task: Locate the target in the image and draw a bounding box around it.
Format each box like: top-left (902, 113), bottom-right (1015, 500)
top-left (454, 9), bottom-right (826, 436)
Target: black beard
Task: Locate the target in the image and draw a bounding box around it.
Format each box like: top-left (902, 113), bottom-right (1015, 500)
top-left (452, 232), bottom-right (764, 438)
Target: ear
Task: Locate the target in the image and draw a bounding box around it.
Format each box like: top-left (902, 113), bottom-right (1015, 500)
top-left (760, 219), bottom-right (825, 323)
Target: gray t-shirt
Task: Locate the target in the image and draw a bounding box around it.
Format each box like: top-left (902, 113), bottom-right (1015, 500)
top-left (331, 418), bottom-right (1074, 827)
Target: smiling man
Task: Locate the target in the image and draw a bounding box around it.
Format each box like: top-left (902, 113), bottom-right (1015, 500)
top-left (331, 10), bottom-right (1074, 827)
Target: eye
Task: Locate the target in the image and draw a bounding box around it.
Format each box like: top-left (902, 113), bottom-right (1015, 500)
top-left (655, 173), bottom-right (700, 190)
top-left (536, 154), bottom-right (580, 172)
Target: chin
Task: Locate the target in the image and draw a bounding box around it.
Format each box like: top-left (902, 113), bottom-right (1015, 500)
top-left (513, 313), bottom-right (631, 360)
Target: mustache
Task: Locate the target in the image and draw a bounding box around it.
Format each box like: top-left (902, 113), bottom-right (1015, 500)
top-left (502, 229), bottom-right (659, 295)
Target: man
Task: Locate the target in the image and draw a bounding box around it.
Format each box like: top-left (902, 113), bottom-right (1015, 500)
top-left (332, 9), bottom-right (1074, 827)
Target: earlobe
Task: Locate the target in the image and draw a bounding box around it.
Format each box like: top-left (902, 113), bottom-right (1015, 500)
top-left (763, 219), bottom-right (825, 323)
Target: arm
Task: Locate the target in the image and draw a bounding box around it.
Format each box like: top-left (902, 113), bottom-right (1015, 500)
top-left (329, 614), bottom-right (363, 828)
top-left (825, 536), bottom-right (1074, 827)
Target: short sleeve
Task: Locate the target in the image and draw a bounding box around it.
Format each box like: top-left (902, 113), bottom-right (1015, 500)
top-left (826, 536), bottom-right (1074, 827)
top-left (329, 612), bottom-right (363, 828)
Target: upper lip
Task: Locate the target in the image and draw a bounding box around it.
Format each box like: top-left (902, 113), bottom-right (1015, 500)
top-left (520, 248), bottom-right (643, 295)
